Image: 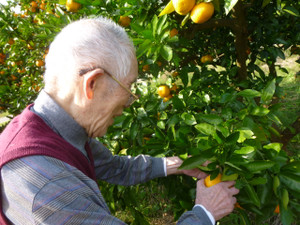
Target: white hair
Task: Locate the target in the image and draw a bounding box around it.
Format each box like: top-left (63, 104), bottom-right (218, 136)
top-left (44, 17), bottom-right (136, 93)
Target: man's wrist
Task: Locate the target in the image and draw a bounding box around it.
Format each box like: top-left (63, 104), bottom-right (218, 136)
top-left (165, 157), bottom-right (183, 175)
top-left (193, 204), bottom-right (215, 225)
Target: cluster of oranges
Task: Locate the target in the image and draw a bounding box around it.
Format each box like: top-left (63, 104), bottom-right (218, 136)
top-left (160, 0), bottom-right (215, 24)
top-left (29, 1), bottom-right (46, 13)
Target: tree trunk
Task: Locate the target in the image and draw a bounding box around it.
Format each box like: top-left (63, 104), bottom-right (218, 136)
top-left (232, 1), bottom-right (249, 81)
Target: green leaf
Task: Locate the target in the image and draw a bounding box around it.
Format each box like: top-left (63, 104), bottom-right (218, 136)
top-left (245, 183), bottom-right (261, 207)
top-left (156, 15), bottom-right (167, 36)
top-left (226, 132), bottom-right (240, 145)
top-left (160, 45), bottom-right (173, 61)
top-left (179, 154), bottom-right (208, 170)
top-left (224, 0), bottom-right (239, 15)
top-left (261, 79), bottom-right (276, 104)
top-left (244, 161), bottom-right (275, 173)
top-left (130, 23), bottom-right (145, 34)
top-left (262, 0), bottom-right (271, 8)
top-left (263, 143), bottom-right (282, 153)
top-left (250, 106), bottom-right (270, 116)
top-left (195, 123), bottom-right (215, 136)
top-left (181, 112), bottom-right (196, 126)
top-left (152, 15), bottom-right (158, 37)
top-left (281, 161), bottom-right (300, 173)
top-left (141, 30), bottom-right (153, 39)
top-left (167, 114), bottom-right (180, 127)
top-left (179, 200), bottom-right (193, 210)
top-left (200, 114), bottom-right (223, 125)
top-left (136, 39), bottom-right (152, 58)
top-left (172, 96), bottom-right (185, 110)
top-left (235, 146), bottom-right (255, 154)
top-left (283, 6), bottom-right (300, 17)
top-left (249, 177), bottom-right (267, 186)
top-left (130, 121), bottom-right (139, 140)
top-left (237, 89), bottom-right (261, 98)
top-left (279, 173), bottom-right (300, 193)
top-left (212, 0), bottom-right (221, 12)
top-left (237, 129), bottom-right (254, 143)
top-left (157, 120), bottom-right (165, 129)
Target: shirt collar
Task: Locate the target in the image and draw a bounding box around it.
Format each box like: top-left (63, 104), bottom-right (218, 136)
top-left (32, 90), bottom-right (89, 158)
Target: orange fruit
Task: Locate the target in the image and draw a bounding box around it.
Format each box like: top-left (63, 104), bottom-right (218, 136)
top-left (40, 2), bottom-right (46, 10)
top-left (158, 85), bottom-right (170, 98)
top-left (31, 1), bottom-right (38, 8)
top-left (246, 48), bottom-right (251, 55)
top-left (8, 39), bottom-right (15, 45)
top-left (172, 71), bottom-right (179, 77)
top-left (204, 173), bottom-right (222, 187)
top-left (66, 0), bottom-right (81, 12)
top-left (143, 137), bottom-right (150, 141)
top-left (30, 6), bottom-right (37, 12)
top-left (142, 64), bottom-right (150, 72)
top-left (163, 94), bottom-right (173, 102)
top-left (274, 205), bottom-right (280, 214)
top-left (191, 2), bottom-right (214, 24)
top-left (36, 59), bottom-right (44, 67)
top-left (170, 28), bottom-right (178, 38)
top-left (201, 54), bottom-right (213, 63)
top-left (17, 68), bottom-right (26, 73)
top-left (0, 70), bottom-right (5, 75)
top-left (27, 44), bottom-right (34, 50)
top-left (173, 0), bottom-right (195, 15)
top-left (118, 16), bottom-right (131, 27)
top-left (11, 75), bottom-right (18, 81)
top-left (0, 53), bottom-right (6, 59)
top-left (170, 83), bottom-right (178, 91)
top-left (16, 60), bottom-right (23, 66)
top-left (156, 61), bottom-right (162, 67)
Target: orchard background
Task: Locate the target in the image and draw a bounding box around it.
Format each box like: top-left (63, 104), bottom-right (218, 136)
top-left (0, 0), bottom-right (299, 224)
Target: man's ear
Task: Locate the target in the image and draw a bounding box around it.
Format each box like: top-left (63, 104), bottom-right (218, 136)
top-left (83, 68), bottom-right (105, 100)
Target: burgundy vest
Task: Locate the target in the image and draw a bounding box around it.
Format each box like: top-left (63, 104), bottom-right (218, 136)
top-left (0, 105), bottom-right (96, 224)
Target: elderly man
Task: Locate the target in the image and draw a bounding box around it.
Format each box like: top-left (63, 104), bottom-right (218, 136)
top-left (0, 17), bottom-right (238, 224)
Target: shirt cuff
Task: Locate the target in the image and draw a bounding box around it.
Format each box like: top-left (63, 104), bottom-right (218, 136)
top-left (163, 157), bottom-right (167, 176)
top-left (193, 204), bottom-right (215, 225)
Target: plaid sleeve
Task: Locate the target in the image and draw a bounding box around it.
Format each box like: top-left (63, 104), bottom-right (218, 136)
top-left (1, 156), bottom-right (126, 225)
top-left (90, 139), bottom-right (165, 186)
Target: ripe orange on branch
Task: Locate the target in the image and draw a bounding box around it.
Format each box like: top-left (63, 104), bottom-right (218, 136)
top-left (66, 0), bottom-right (81, 12)
top-left (191, 2), bottom-right (214, 24)
top-left (118, 16), bottom-right (131, 27)
top-left (274, 205), bottom-right (280, 214)
top-left (170, 28), bottom-right (178, 38)
top-left (163, 94), bottom-right (172, 102)
top-left (36, 59), bottom-right (44, 67)
top-left (201, 54), bottom-right (213, 63)
top-left (204, 173), bottom-right (222, 187)
top-left (158, 85), bottom-right (170, 98)
top-left (142, 64), bottom-right (150, 72)
top-left (173, 0), bottom-right (195, 15)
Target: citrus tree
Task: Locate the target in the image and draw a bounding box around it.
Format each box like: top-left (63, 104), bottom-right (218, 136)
top-left (0, 0), bottom-right (299, 224)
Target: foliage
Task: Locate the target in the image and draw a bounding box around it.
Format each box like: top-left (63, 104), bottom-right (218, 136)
top-left (0, 0), bottom-right (299, 224)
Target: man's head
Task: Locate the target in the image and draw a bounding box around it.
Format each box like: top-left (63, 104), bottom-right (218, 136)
top-left (44, 17), bottom-right (138, 137)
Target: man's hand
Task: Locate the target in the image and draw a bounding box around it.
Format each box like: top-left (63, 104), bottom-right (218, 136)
top-left (166, 156), bottom-right (208, 179)
top-left (196, 179), bottom-right (239, 221)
